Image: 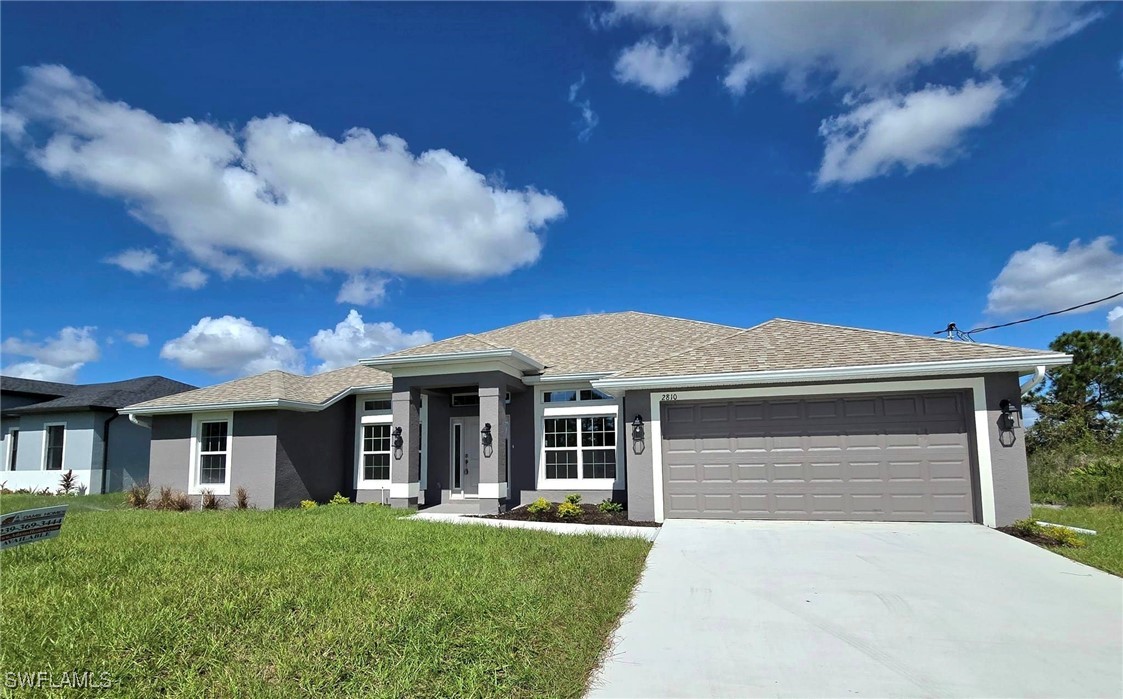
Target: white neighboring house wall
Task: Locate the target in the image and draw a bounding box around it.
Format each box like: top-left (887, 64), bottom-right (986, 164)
top-left (1, 411), bottom-right (105, 494)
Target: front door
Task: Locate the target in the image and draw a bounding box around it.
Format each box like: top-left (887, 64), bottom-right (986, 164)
top-left (451, 417), bottom-right (480, 497)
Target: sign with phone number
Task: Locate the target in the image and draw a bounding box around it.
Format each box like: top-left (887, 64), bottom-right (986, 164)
top-left (1, 505), bottom-right (69, 550)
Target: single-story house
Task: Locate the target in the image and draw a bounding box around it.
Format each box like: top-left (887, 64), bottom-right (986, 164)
top-left (122, 313), bottom-right (1071, 526)
top-left (1, 375), bottom-right (196, 494)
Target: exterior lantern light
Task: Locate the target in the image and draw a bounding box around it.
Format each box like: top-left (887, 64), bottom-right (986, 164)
top-left (480, 423), bottom-right (493, 447)
top-left (997, 399), bottom-right (1019, 446)
top-left (392, 426), bottom-right (404, 459)
top-left (631, 415), bottom-right (645, 441)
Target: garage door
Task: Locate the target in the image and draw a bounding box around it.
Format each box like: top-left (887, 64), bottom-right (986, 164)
top-left (661, 391), bottom-right (976, 522)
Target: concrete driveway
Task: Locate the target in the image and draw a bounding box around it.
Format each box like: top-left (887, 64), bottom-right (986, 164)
top-left (588, 520), bottom-right (1122, 699)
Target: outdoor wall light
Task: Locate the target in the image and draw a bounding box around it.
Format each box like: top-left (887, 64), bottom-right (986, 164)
top-left (392, 426), bottom-right (404, 460)
top-left (999, 399), bottom-right (1020, 426)
top-left (631, 415), bottom-right (645, 441)
top-left (481, 422), bottom-right (494, 458)
top-left (998, 399), bottom-right (1019, 447)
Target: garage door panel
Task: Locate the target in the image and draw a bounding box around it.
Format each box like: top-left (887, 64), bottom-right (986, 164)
top-left (661, 391), bottom-right (975, 522)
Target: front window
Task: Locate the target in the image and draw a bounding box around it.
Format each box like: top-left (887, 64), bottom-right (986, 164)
top-left (44, 425), bottom-right (65, 470)
top-left (198, 420), bottom-right (229, 485)
top-left (8, 429), bottom-right (19, 470)
top-left (362, 424), bottom-right (391, 481)
top-left (543, 416), bottom-right (616, 480)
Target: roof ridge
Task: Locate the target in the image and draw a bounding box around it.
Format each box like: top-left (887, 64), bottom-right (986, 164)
top-left (624, 310), bottom-right (745, 332)
top-left (608, 322), bottom-right (765, 378)
top-left (461, 332), bottom-right (506, 350)
top-left (767, 318), bottom-right (1061, 354)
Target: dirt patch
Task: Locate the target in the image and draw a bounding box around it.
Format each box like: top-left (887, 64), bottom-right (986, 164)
top-left (478, 503), bottom-right (660, 528)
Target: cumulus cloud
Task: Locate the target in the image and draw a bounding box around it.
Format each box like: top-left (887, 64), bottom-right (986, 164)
top-left (567, 74), bottom-right (599, 142)
top-left (1108, 307), bottom-right (1123, 338)
top-left (310, 310), bottom-right (432, 373)
top-left (986, 236), bottom-right (1123, 316)
top-left (336, 273), bottom-right (389, 307)
top-left (160, 316), bottom-right (304, 376)
top-left (105, 248), bottom-right (162, 274)
top-left (4, 65), bottom-right (565, 288)
top-left (1, 325), bottom-right (100, 382)
top-left (816, 80), bottom-right (1010, 187)
top-left (123, 332), bottom-right (150, 348)
top-left (613, 38), bottom-right (692, 95)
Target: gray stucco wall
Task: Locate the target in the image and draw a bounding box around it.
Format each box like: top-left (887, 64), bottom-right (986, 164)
top-left (985, 373), bottom-right (1031, 526)
top-left (6, 411), bottom-right (98, 473)
top-left (105, 415), bottom-right (154, 492)
top-left (275, 400), bottom-right (353, 507)
top-left (149, 414), bottom-right (192, 491)
top-left (623, 390), bottom-right (656, 521)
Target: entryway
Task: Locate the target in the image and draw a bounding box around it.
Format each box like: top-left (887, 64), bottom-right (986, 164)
top-left (450, 416), bottom-right (479, 498)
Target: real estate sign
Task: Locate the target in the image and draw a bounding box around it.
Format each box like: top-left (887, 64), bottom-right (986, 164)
top-left (0, 505), bottom-right (68, 550)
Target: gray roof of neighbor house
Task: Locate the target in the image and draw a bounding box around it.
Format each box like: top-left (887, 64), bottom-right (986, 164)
top-left (122, 364), bottom-right (392, 413)
top-left (374, 312), bottom-right (1066, 379)
top-left (2, 376), bottom-right (197, 414)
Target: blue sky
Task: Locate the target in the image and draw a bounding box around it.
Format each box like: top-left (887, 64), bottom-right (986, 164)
top-left (1, 2), bottom-right (1121, 386)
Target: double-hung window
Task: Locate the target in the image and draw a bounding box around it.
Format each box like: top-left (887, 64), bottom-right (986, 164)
top-left (541, 387), bottom-right (619, 484)
top-left (192, 414), bottom-right (232, 493)
top-left (362, 424), bottom-right (391, 481)
top-left (43, 424), bottom-right (65, 470)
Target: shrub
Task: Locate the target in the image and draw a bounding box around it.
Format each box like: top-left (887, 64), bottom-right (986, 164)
top-left (1029, 447), bottom-right (1123, 508)
top-left (234, 486), bottom-right (250, 510)
top-left (201, 489), bottom-right (220, 510)
top-left (57, 469), bottom-right (78, 495)
top-left (125, 482), bottom-right (151, 509)
top-left (1008, 518), bottom-right (1086, 548)
top-left (328, 492), bottom-right (350, 505)
top-left (556, 501), bottom-right (582, 520)
top-left (153, 487), bottom-right (192, 512)
top-left (564, 493), bottom-right (582, 505)
top-left (1041, 525), bottom-right (1087, 548)
top-left (598, 499), bottom-right (624, 514)
top-left (527, 497), bottom-right (552, 517)
top-left (300, 500), bottom-right (318, 509)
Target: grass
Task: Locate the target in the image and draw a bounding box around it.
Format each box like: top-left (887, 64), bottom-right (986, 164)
top-left (1031, 505), bottom-right (1123, 577)
top-left (1, 493), bottom-right (651, 698)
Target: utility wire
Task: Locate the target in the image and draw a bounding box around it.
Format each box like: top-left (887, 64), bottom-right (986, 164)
top-left (935, 290), bottom-right (1123, 341)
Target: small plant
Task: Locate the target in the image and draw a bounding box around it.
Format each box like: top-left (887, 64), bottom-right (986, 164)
top-left (527, 497), bottom-right (552, 517)
top-left (234, 485), bottom-right (250, 510)
top-left (76, 484), bottom-right (87, 496)
top-left (58, 469), bottom-right (78, 495)
top-left (1008, 518), bottom-right (1087, 548)
top-left (564, 493), bottom-right (582, 505)
top-left (300, 500), bottom-right (318, 509)
top-left (598, 499), bottom-right (624, 514)
top-left (170, 491), bottom-right (192, 511)
top-left (1041, 524), bottom-right (1087, 548)
top-left (556, 501), bottom-right (582, 520)
top-left (125, 482), bottom-right (151, 509)
top-left (201, 489), bottom-right (220, 510)
top-left (328, 492), bottom-right (350, 505)
top-left (154, 486), bottom-right (175, 510)
top-left (153, 487), bottom-right (191, 511)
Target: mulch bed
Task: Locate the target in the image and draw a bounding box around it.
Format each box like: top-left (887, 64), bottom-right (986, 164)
top-left (478, 503), bottom-right (660, 528)
top-left (998, 526), bottom-right (1059, 547)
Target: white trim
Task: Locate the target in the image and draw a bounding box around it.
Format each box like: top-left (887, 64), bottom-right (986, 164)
top-left (595, 354), bottom-right (1072, 392)
top-left (363, 349), bottom-right (544, 379)
top-left (119, 383), bottom-right (394, 417)
top-left (41, 421), bottom-right (66, 471)
top-left (648, 378), bottom-right (996, 526)
top-left (535, 384), bottom-right (625, 490)
top-left (6, 426), bottom-right (19, 471)
top-left (189, 412), bottom-right (233, 496)
top-left (542, 404), bottom-right (619, 418)
top-left (478, 482), bottom-right (508, 499)
top-left (522, 372), bottom-right (614, 385)
top-left (390, 481), bottom-right (419, 499)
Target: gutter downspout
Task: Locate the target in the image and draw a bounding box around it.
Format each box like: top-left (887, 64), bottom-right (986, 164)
top-left (128, 413), bottom-right (151, 429)
top-left (1020, 365), bottom-right (1047, 395)
top-left (101, 413), bottom-right (120, 495)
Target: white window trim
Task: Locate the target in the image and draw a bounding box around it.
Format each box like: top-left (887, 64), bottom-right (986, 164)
top-left (356, 414), bottom-right (393, 487)
top-left (354, 393), bottom-right (427, 494)
top-left (6, 426), bottom-right (19, 471)
top-left (648, 378), bottom-right (995, 526)
top-left (189, 412), bottom-right (233, 496)
top-left (535, 385), bottom-right (623, 491)
top-left (41, 422), bottom-right (66, 471)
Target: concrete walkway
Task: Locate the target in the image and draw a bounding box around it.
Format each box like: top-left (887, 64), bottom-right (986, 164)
top-left (410, 511), bottom-right (660, 540)
top-left (588, 520), bottom-right (1123, 698)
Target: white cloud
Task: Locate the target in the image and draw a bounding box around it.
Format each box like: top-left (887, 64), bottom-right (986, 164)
top-left (161, 316), bottom-right (303, 376)
top-left (538, 313), bottom-right (555, 320)
top-left (310, 310), bottom-right (432, 373)
top-left (4, 65), bottom-right (565, 287)
top-left (607, 3), bottom-right (1099, 97)
top-left (567, 74), bottom-right (600, 142)
top-left (986, 237), bottom-right (1123, 316)
top-left (336, 274), bottom-right (388, 307)
top-left (1, 325), bottom-right (100, 383)
top-left (105, 248), bottom-right (162, 274)
top-left (172, 268), bottom-right (208, 290)
top-left (816, 80), bottom-right (1010, 187)
top-left (613, 38), bottom-right (692, 95)
top-left (123, 332), bottom-right (150, 348)
top-left (1107, 306), bottom-right (1123, 338)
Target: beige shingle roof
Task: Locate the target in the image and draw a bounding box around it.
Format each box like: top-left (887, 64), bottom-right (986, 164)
top-left (124, 364), bottom-right (392, 412)
top-left (382, 312), bottom-right (741, 376)
top-left (609, 319), bottom-right (1063, 379)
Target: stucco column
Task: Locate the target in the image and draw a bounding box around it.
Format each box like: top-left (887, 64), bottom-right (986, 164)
top-left (477, 383), bottom-right (507, 514)
top-left (390, 385), bottom-right (421, 508)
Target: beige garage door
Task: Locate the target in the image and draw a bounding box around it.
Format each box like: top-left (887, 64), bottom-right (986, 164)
top-left (661, 391), bottom-right (977, 521)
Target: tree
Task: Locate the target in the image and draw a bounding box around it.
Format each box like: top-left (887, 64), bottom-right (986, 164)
top-left (1026, 330), bottom-right (1123, 451)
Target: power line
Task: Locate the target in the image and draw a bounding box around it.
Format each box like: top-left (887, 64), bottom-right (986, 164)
top-left (935, 290), bottom-right (1123, 341)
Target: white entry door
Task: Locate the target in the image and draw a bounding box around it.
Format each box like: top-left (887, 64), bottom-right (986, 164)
top-left (451, 417), bottom-right (480, 497)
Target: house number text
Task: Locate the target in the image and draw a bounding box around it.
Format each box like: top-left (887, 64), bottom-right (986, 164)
top-left (661, 393), bottom-right (678, 401)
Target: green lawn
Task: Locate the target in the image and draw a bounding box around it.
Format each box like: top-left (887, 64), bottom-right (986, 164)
top-left (1, 494), bottom-right (651, 698)
top-left (1031, 505), bottom-right (1123, 577)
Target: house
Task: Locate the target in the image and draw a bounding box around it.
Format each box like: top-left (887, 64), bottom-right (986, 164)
top-left (121, 313), bottom-right (1071, 526)
top-left (1, 375), bottom-right (196, 494)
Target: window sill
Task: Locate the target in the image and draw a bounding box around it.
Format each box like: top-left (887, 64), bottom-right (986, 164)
top-left (536, 478), bottom-right (620, 491)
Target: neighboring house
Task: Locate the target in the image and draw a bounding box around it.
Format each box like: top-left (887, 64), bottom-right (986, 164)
top-left (1, 375), bottom-right (196, 494)
top-left (122, 313), bottom-right (1071, 526)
